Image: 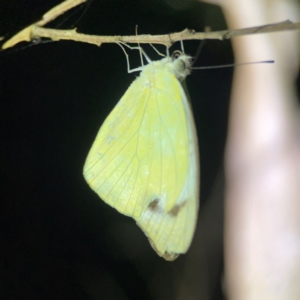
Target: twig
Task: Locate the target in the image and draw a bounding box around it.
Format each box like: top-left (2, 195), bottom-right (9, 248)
top-left (2, 0), bottom-right (300, 50)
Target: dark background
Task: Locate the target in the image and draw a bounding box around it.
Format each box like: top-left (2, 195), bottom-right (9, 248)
top-left (0, 0), bottom-right (233, 299)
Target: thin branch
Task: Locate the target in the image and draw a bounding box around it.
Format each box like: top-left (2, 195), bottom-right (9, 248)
top-left (2, 0), bottom-right (300, 50)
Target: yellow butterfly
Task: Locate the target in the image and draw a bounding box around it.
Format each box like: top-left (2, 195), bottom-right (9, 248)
top-left (83, 47), bottom-right (199, 261)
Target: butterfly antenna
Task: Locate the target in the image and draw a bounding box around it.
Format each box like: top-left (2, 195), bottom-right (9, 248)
top-left (192, 39), bottom-right (206, 66)
top-left (192, 60), bottom-right (274, 70)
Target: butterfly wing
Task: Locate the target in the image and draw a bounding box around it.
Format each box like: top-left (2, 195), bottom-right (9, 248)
top-left (83, 58), bottom-right (199, 260)
top-left (137, 78), bottom-right (199, 260)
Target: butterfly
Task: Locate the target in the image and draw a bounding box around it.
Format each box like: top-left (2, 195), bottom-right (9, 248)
top-left (83, 47), bottom-right (199, 261)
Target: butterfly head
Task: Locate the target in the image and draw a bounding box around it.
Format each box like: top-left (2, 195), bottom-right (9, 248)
top-left (171, 50), bottom-right (193, 81)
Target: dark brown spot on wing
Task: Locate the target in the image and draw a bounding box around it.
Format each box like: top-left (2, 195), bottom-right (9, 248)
top-left (147, 198), bottom-right (159, 211)
top-left (169, 201), bottom-right (187, 217)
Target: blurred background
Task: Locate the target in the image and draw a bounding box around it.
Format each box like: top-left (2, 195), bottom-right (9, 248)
top-left (0, 0), bottom-right (253, 299)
